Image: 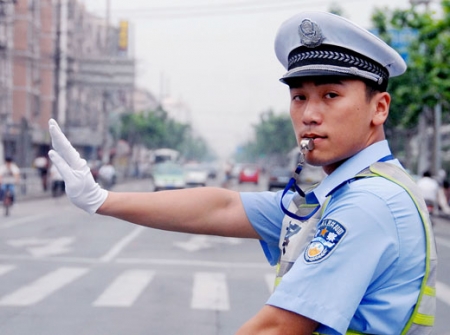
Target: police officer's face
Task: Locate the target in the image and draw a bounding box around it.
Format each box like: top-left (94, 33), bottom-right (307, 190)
top-left (289, 77), bottom-right (390, 175)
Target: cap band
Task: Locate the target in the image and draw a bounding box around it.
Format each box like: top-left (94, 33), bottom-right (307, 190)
top-left (286, 45), bottom-right (389, 85)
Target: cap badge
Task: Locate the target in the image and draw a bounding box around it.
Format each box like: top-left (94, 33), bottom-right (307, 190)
top-left (298, 19), bottom-right (323, 48)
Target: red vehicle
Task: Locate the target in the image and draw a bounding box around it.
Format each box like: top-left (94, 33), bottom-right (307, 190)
top-left (238, 164), bottom-right (259, 184)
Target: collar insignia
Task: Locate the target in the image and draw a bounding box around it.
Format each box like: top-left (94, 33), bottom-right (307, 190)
top-left (298, 18), bottom-right (323, 48)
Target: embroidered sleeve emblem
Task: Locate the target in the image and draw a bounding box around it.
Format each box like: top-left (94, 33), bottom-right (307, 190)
top-left (304, 219), bottom-right (346, 263)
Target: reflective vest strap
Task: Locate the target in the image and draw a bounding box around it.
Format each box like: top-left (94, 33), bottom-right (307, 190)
top-left (364, 163), bottom-right (436, 334)
top-left (313, 330), bottom-right (362, 335)
top-left (414, 286), bottom-right (436, 327)
top-left (413, 313), bottom-right (435, 327)
top-left (302, 163), bottom-right (435, 335)
top-left (424, 285), bottom-right (436, 297)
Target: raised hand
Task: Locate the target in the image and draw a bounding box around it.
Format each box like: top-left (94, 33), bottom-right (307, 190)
top-left (48, 119), bottom-right (108, 214)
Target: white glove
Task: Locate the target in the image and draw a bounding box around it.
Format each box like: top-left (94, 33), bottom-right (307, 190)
top-left (48, 119), bottom-right (108, 214)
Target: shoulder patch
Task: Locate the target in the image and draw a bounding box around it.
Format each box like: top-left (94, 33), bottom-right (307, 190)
top-left (304, 219), bottom-right (347, 263)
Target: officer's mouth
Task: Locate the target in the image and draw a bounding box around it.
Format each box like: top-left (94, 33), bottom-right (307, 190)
top-left (301, 134), bottom-right (325, 145)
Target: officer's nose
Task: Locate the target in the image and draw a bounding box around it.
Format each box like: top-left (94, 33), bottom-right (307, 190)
top-left (302, 101), bottom-right (322, 126)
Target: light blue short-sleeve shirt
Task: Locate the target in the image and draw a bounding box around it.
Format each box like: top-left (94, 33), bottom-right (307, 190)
top-left (240, 141), bottom-right (426, 334)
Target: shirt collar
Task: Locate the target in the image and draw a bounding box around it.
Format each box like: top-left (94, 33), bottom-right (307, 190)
top-left (310, 140), bottom-right (396, 206)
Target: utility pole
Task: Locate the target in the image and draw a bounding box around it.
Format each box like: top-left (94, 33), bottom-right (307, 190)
top-left (434, 101), bottom-right (442, 176)
top-left (52, 0), bottom-right (68, 126)
top-left (52, 0), bottom-right (61, 121)
top-left (409, 0), bottom-right (442, 176)
top-left (101, 0), bottom-right (111, 164)
top-left (0, 0), bottom-right (14, 164)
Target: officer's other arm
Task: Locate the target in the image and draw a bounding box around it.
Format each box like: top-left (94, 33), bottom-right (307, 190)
top-left (236, 305), bottom-right (318, 334)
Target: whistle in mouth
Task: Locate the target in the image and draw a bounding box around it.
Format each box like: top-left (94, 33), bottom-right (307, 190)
top-left (300, 138), bottom-right (314, 152)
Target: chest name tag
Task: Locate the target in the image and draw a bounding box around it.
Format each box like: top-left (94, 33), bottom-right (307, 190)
top-left (304, 219), bottom-right (347, 263)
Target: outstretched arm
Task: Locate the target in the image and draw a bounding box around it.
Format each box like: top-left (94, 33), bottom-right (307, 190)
top-left (48, 119), bottom-right (259, 239)
top-left (98, 186), bottom-right (258, 238)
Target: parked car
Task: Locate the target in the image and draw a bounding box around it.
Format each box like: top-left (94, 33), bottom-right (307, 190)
top-left (238, 164), bottom-right (260, 184)
top-left (152, 162), bottom-right (185, 191)
top-left (268, 166), bottom-right (292, 191)
top-left (204, 162), bottom-right (218, 179)
top-left (184, 164), bottom-right (209, 187)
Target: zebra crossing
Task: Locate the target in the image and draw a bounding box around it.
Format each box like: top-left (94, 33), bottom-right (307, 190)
top-left (92, 269), bottom-right (155, 307)
top-left (0, 263), bottom-right (449, 310)
top-left (0, 263), bottom-right (274, 309)
top-left (0, 267), bottom-right (88, 306)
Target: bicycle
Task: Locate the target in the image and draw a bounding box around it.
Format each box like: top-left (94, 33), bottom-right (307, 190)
top-left (1, 184), bottom-right (14, 217)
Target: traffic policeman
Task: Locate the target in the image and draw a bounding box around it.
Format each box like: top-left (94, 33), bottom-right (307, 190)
top-left (48, 10), bottom-right (436, 335)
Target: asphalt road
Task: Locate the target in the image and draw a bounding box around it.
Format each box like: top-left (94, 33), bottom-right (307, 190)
top-left (0, 176), bottom-right (449, 334)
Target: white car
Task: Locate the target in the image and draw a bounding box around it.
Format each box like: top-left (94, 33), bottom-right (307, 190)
top-left (184, 164), bottom-right (209, 187)
top-left (152, 162), bottom-right (186, 191)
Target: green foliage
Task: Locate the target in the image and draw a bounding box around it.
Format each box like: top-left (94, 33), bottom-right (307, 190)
top-left (236, 110), bottom-right (297, 162)
top-left (119, 108), bottom-right (213, 161)
top-left (370, 2), bottom-right (450, 171)
top-left (372, 3), bottom-right (450, 130)
top-left (328, 2), bottom-right (345, 17)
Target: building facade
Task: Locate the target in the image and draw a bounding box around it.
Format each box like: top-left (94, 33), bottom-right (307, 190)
top-left (0, 0), bottom-right (135, 167)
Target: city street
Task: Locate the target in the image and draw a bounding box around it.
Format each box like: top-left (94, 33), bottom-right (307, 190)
top-left (0, 177), bottom-right (449, 334)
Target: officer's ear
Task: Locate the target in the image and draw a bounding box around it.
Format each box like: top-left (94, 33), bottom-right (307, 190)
top-left (371, 92), bottom-right (390, 126)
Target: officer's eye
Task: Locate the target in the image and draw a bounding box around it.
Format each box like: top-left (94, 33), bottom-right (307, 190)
top-left (325, 92), bottom-right (339, 99)
top-left (292, 94), bottom-right (306, 101)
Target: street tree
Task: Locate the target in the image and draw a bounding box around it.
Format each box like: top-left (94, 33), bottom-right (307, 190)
top-left (371, 2), bottom-right (450, 173)
top-left (237, 110), bottom-right (297, 165)
top-left (119, 109), bottom-right (213, 162)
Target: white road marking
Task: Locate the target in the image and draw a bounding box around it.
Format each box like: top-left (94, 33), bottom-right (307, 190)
top-left (7, 237), bottom-right (75, 257)
top-left (93, 269), bottom-right (154, 307)
top-left (0, 264), bottom-right (16, 276)
top-left (174, 235), bottom-right (213, 252)
top-left (174, 235), bottom-right (241, 252)
top-left (99, 226), bottom-right (145, 262)
top-left (0, 267), bottom-right (88, 306)
top-left (0, 213), bottom-right (52, 229)
top-left (0, 253), bottom-right (271, 270)
top-left (437, 281), bottom-right (450, 307)
top-left (117, 258), bottom-right (270, 269)
top-left (0, 254), bottom-right (99, 264)
top-left (191, 272), bottom-right (229, 311)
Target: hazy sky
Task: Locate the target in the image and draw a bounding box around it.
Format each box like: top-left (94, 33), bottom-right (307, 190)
top-left (83, 0), bottom-right (426, 160)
